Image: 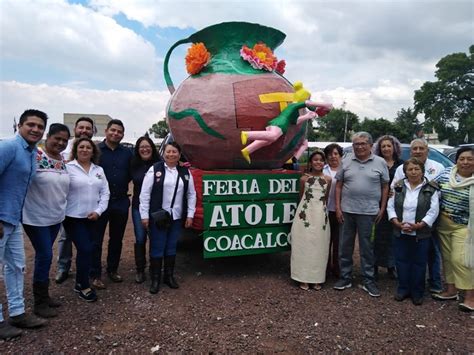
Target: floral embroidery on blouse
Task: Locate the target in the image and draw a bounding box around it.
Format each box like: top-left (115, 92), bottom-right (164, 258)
top-left (96, 173), bottom-right (104, 180)
top-left (298, 175), bottom-right (328, 229)
top-left (36, 149), bottom-right (66, 172)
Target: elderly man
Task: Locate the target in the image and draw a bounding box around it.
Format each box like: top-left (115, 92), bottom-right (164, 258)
top-left (334, 132), bottom-right (390, 297)
top-left (55, 116), bottom-right (95, 284)
top-left (0, 110), bottom-right (49, 340)
top-left (392, 138), bottom-right (444, 293)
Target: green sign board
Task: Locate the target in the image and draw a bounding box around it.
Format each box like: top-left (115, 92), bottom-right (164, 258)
top-left (202, 172), bottom-right (300, 258)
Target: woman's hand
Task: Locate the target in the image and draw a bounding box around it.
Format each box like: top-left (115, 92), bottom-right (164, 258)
top-left (390, 218), bottom-right (402, 230)
top-left (87, 212), bottom-right (99, 221)
top-left (142, 219), bottom-right (149, 230)
top-left (184, 218), bottom-right (193, 228)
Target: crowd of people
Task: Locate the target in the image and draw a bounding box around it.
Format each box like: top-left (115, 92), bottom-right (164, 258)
top-left (0, 110), bottom-right (196, 340)
top-left (290, 132), bottom-right (473, 311)
top-left (0, 109), bottom-right (472, 341)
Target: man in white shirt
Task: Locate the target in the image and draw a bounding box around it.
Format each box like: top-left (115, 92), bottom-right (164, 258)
top-left (55, 117), bottom-right (94, 284)
top-left (391, 138), bottom-right (444, 293)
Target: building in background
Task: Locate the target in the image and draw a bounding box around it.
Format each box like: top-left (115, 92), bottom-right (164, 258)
top-left (64, 113), bottom-right (112, 136)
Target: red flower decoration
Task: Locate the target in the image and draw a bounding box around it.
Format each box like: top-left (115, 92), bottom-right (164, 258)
top-left (275, 60), bottom-right (286, 75)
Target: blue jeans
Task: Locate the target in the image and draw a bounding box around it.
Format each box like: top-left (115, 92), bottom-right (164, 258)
top-left (0, 223), bottom-right (26, 321)
top-left (23, 223), bottom-right (61, 283)
top-left (428, 232), bottom-right (442, 291)
top-left (132, 207), bottom-right (148, 245)
top-left (63, 217), bottom-right (94, 289)
top-left (56, 225), bottom-right (72, 273)
top-left (339, 213), bottom-right (376, 284)
top-left (149, 218), bottom-right (182, 258)
top-left (394, 235), bottom-right (430, 299)
top-left (91, 208), bottom-right (128, 278)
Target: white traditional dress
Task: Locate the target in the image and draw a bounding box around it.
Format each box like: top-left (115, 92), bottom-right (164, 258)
top-left (290, 174), bottom-right (330, 284)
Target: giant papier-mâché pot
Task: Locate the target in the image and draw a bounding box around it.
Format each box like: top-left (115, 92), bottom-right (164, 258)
top-left (164, 22), bottom-right (308, 170)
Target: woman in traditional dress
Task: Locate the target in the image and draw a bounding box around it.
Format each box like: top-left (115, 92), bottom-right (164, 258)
top-left (290, 150), bottom-right (331, 290)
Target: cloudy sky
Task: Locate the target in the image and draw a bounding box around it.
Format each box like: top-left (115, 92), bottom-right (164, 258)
top-left (0, 0), bottom-right (472, 140)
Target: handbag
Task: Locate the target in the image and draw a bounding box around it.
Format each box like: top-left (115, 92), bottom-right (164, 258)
top-left (151, 173), bottom-right (180, 229)
top-left (150, 209), bottom-right (172, 229)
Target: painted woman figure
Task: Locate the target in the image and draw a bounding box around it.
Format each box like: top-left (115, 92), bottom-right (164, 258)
top-left (290, 150), bottom-right (331, 290)
top-left (240, 100), bottom-right (332, 164)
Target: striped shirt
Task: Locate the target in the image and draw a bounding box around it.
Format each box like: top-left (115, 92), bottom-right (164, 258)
top-left (435, 167), bottom-right (470, 225)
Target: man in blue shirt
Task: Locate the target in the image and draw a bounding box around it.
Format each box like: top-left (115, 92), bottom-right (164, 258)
top-left (90, 119), bottom-right (132, 289)
top-left (0, 109), bottom-right (49, 340)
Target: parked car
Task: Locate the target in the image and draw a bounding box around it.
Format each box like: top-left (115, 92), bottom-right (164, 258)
top-left (445, 144), bottom-right (474, 162)
top-left (342, 143), bottom-right (453, 169)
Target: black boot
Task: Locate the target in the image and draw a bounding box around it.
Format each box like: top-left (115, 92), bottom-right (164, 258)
top-left (33, 282), bottom-right (58, 318)
top-left (387, 267), bottom-right (398, 280)
top-left (149, 258), bottom-right (162, 294)
top-left (134, 243), bottom-right (146, 284)
top-left (163, 255), bottom-right (179, 289)
top-left (45, 280), bottom-right (61, 308)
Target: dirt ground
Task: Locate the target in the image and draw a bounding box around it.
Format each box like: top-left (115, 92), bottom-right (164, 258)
top-left (1, 218), bottom-right (473, 353)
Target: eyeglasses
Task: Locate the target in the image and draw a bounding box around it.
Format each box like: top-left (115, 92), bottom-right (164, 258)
top-left (352, 142), bottom-right (369, 147)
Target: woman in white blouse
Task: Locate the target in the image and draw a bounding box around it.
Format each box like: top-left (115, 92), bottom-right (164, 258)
top-left (387, 157), bottom-right (439, 306)
top-left (64, 138), bottom-right (109, 302)
top-left (140, 142), bottom-right (196, 294)
top-left (23, 124), bottom-right (71, 318)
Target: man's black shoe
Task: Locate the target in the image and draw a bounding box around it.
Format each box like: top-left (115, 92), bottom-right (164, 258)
top-left (9, 313), bottom-right (47, 329)
top-left (107, 272), bottom-right (123, 283)
top-left (55, 271), bottom-right (68, 284)
top-left (0, 321), bottom-right (22, 340)
top-left (394, 293), bottom-right (409, 302)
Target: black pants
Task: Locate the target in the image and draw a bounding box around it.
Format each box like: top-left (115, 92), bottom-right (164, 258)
top-left (90, 209), bottom-right (128, 278)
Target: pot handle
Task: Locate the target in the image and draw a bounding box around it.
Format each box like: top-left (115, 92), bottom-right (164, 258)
top-left (163, 38), bottom-right (190, 94)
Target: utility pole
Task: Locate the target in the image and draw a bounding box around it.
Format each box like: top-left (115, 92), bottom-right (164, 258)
top-left (342, 101), bottom-right (348, 142)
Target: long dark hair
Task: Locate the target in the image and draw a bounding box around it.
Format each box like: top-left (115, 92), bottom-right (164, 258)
top-left (307, 149), bottom-right (326, 172)
top-left (131, 136), bottom-right (160, 169)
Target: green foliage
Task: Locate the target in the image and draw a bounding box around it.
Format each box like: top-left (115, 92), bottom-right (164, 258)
top-left (355, 117), bottom-right (397, 142)
top-left (316, 108), bottom-right (359, 142)
top-left (414, 45), bottom-right (474, 144)
top-left (393, 108), bottom-right (420, 143)
top-left (148, 119), bottom-right (169, 138)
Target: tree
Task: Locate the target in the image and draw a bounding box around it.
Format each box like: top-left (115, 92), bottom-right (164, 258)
top-left (414, 45), bottom-right (474, 144)
top-left (148, 119), bottom-right (169, 138)
top-left (392, 108), bottom-right (420, 143)
top-left (355, 117), bottom-right (397, 142)
top-left (315, 108), bottom-right (359, 142)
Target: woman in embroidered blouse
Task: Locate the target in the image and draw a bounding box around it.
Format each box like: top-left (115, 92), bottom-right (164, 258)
top-left (373, 135), bottom-right (403, 280)
top-left (23, 124), bottom-right (71, 318)
top-left (64, 138), bottom-right (109, 302)
top-left (140, 142), bottom-right (196, 294)
top-left (323, 143), bottom-right (343, 278)
top-left (387, 158), bottom-right (439, 305)
top-left (290, 150), bottom-right (331, 291)
top-left (130, 136), bottom-right (161, 284)
top-left (433, 147), bottom-right (474, 312)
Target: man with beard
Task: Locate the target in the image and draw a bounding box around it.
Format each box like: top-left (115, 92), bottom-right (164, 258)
top-left (90, 119), bottom-right (132, 289)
